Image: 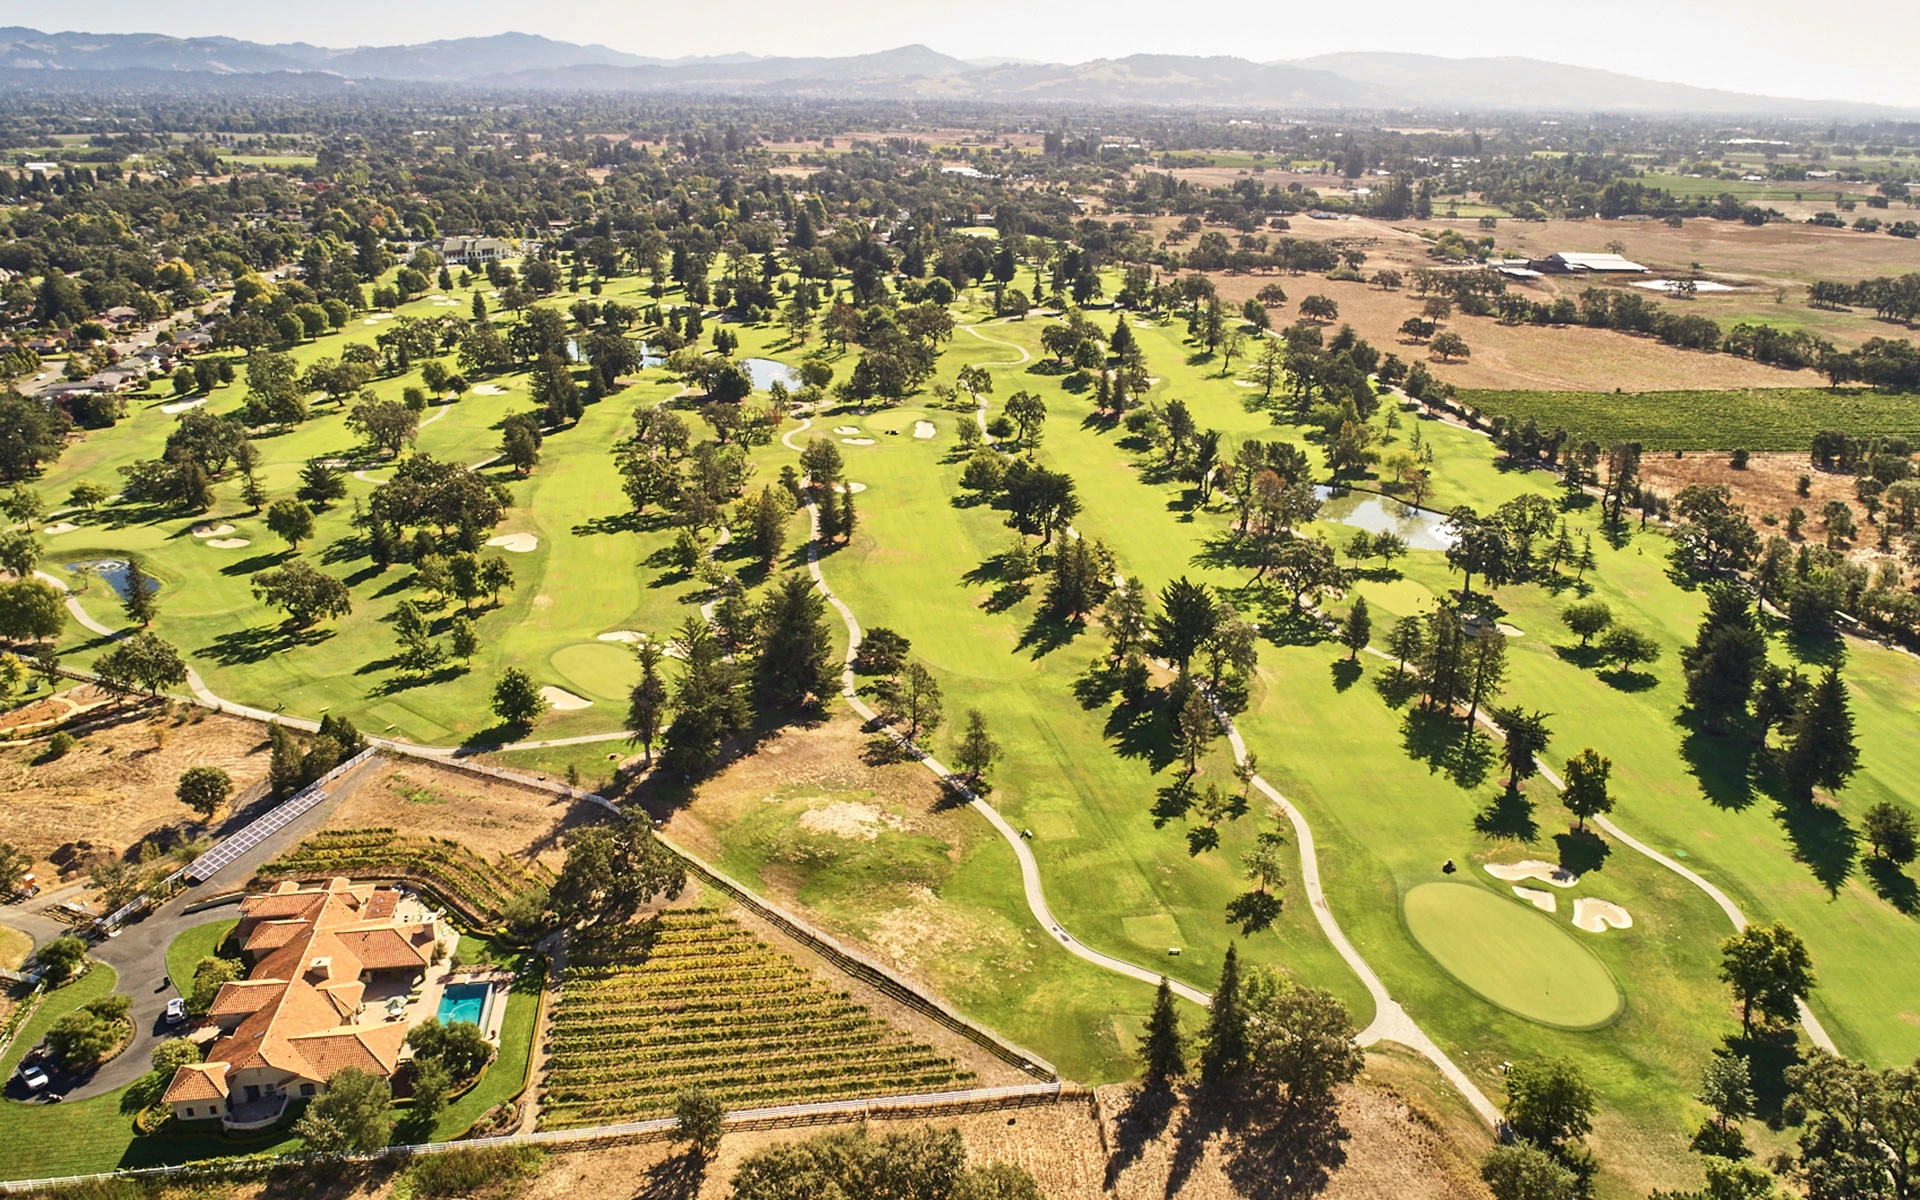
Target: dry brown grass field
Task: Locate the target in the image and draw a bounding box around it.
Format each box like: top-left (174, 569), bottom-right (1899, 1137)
top-left (324, 759), bottom-right (594, 871)
top-left (0, 705), bottom-right (271, 882)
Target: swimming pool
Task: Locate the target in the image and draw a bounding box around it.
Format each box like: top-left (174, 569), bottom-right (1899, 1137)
top-left (437, 982), bottom-right (491, 1029)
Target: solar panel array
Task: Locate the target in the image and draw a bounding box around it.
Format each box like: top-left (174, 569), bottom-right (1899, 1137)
top-left (183, 748), bottom-right (378, 884)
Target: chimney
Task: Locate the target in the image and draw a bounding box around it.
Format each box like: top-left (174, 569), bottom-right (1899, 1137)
top-left (307, 956), bottom-right (332, 982)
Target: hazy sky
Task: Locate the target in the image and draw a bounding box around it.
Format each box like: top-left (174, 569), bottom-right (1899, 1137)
top-left (8, 0), bottom-right (1918, 106)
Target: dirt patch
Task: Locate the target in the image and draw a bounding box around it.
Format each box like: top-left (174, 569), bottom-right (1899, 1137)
top-left (1201, 272), bottom-right (1823, 392)
top-left (795, 799), bottom-right (904, 840)
top-left (1638, 451), bottom-right (1893, 551)
top-left (321, 759), bottom-right (596, 871)
top-left (0, 707), bottom-right (272, 879)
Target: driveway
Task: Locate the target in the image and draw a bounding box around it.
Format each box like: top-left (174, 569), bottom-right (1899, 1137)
top-left (0, 753), bottom-right (383, 1102)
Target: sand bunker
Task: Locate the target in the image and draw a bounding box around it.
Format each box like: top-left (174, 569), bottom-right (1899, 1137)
top-left (597, 630), bottom-right (648, 643)
top-left (539, 686), bottom-right (592, 711)
top-left (913, 421), bottom-right (936, 438)
top-left (797, 801), bottom-right (904, 841)
top-left (842, 437), bottom-right (875, 446)
top-left (1573, 898), bottom-right (1633, 933)
top-left (191, 523), bottom-right (235, 538)
top-left (41, 522), bottom-right (77, 535)
top-left (1233, 380), bottom-right (1259, 388)
top-left (833, 425), bottom-right (861, 435)
top-left (1485, 860), bottom-right (1579, 888)
top-left (470, 384), bottom-right (507, 396)
top-left (432, 299), bottom-right (461, 307)
top-left (1497, 623), bottom-right (1525, 637)
top-left (485, 532), bottom-right (539, 553)
top-left (160, 398), bottom-right (207, 414)
top-left (1513, 886), bottom-right (1557, 913)
top-left (830, 482), bottom-right (869, 494)
top-left (206, 537), bottom-right (251, 549)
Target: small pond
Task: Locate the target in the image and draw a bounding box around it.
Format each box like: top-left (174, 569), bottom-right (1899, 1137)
top-left (740, 357), bottom-right (798, 391)
top-left (64, 559), bottom-right (161, 601)
top-left (1313, 487), bottom-right (1458, 551)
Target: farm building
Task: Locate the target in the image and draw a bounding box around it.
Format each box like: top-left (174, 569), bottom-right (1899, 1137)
top-left (1530, 251), bottom-right (1648, 274)
top-left (162, 878), bottom-right (447, 1130)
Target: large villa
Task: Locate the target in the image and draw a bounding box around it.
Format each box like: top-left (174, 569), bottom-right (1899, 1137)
top-left (162, 878), bottom-right (459, 1130)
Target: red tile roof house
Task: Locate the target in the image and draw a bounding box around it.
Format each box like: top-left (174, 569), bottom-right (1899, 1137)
top-left (163, 878), bottom-right (443, 1130)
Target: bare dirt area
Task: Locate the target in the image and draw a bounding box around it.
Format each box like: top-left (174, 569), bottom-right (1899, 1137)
top-left (1202, 273), bottom-right (1823, 391)
top-left (1638, 451), bottom-right (1907, 577)
top-left (0, 704), bottom-right (272, 879)
top-left (321, 759), bottom-right (598, 871)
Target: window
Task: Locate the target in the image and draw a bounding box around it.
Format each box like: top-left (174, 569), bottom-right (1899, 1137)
top-left (185, 1107), bottom-right (195, 1117)
top-left (300, 1083), bottom-right (316, 1097)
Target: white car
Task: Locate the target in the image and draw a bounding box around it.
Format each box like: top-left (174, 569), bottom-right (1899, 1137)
top-left (164, 998), bottom-right (188, 1025)
top-left (17, 1064), bottom-right (49, 1093)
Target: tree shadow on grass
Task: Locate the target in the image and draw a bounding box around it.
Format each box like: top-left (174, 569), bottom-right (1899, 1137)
top-left (1680, 725), bottom-right (1757, 812)
top-left (1372, 667), bottom-right (1421, 710)
top-left (1475, 789), bottom-right (1539, 843)
top-left (633, 1151), bottom-right (704, 1200)
top-left (1773, 797), bottom-right (1857, 897)
top-left (1400, 709), bottom-right (1495, 789)
top-left (1221, 1097), bottom-right (1349, 1200)
top-left (1725, 1028), bottom-right (1803, 1127)
top-left (1104, 1083), bottom-right (1179, 1193)
top-left (1865, 859), bottom-right (1918, 914)
top-left (1555, 827), bottom-right (1612, 876)
top-left (1152, 779), bottom-right (1195, 828)
top-left (199, 623), bottom-right (334, 668)
top-left (1106, 698), bottom-right (1177, 774)
top-left (217, 551), bottom-right (286, 578)
top-left (366, 664), bottom-right (466, 698)
top-left (1599, 668), bottom-right (1660, 693)
top-left (1328, 657), bottom-right (1362, 693)
top-left (1016, 610), bottom-right (1081, 659)
top-left (1075, 660), bottom-right (1120, 710)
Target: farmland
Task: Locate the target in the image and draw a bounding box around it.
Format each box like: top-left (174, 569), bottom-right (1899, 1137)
top-left (1458, 386), bottom-right (1920, 449)
top-left (540, 911), bottom-right (977, 1127)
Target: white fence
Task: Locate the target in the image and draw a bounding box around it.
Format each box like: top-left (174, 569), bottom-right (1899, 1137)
top-left (0, 1082), bottom-right (1074, 1194)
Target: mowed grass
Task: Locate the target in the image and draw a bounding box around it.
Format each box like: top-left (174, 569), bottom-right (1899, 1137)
top-left (163, 918), bottom-right (237, 995)
top-left (1460, 386), bottom-right (1920, 450)
top-left (1402, 882), bottom-right (1622, 1030)
top-left (37, 269), bottom-right (810, 745)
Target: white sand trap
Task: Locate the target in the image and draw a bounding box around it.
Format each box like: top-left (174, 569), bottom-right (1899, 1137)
top-left (1497, 623), bottom-right (1524, 637)
top-left (1233, 380), bottom-right (1259, 388)
top-left (1513, 885), bottom-right (1557, 913)
top-left (191, 523), bottom-right (236, 538)
top-left (1485, 860), bottom-right (1579, 888)
top-left (206, 537), bottom-right (251, 549)
top-left (913, 421), bottom-right (936, 439)
top-left (485, 532), bottom-right (539, 553)
top-left (1573, 897), bottom-right (1633, 933)
top-left (432, 299), bottom-right (461, 307)
top-left (160, 398), bottom-right (207, 414)
top-left (539, 686), bottom-right (592, 711)
top-left (470, 384), bottom-right (507, 396)
top-left (41, 522), bottom-right (77, 535)
top-left (842, 437), bottom-right (875, 446)
top-left (1132, 320), bottom-right (1156, 329)
top-left (428, 294), bottom-right (448, 301)
top-left (830, 482), bottom-right (868, 494)
top-left (597, 630), bottom-right (647, 643)
top-left (833, 425), bottom-right (861, 434)
top-left (797, 801), bottom-right (904, 841)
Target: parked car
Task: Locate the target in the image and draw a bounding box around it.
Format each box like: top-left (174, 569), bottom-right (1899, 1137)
top-left (164, 998), bottom-right (187, 1026)
top-left (17, 1064), bottom-right (49, 1093)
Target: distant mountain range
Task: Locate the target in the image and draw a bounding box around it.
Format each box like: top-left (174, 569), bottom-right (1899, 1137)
top-left (0, 27), bottom-right (1902, 116)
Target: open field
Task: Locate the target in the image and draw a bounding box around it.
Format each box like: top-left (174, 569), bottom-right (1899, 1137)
top-left (1458, 386), bottom-right (1920, 449)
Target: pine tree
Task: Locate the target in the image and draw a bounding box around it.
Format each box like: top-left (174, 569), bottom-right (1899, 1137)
top-left (816, 487), bottom-right (844, 543)
top-left (120, 559), bottom-right (158, 627)
top-left (1575, 533), bottom-right (1597, 580)
top-left (1342, 596), bottom-right (1372, 660)
top-left (1200, 943), bottom-right (1247, 1085)
top-left (1783, 667), bottom-right (1859, 801)
top-left (629, 641), bottom-right (668, 766)
top-left (1139, 977), bottom-right (1187, 1086)
top-left (267, 722), bottom-right (304, 799)
top-left (952, 709), bottom-right (999, 789)
top-left (837, 487), bottom-right (856, 544)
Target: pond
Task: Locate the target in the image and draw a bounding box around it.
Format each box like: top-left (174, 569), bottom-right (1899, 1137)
top-left (64, 559), bottom-right (161, 601)
top-left (1313, 487), bottom-right (1457, 551)
top-left (740, 357), bottom-right (798, 391)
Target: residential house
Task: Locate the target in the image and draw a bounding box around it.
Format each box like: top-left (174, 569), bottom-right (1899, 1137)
top-left (163, 878), bottom-right (441, 1130)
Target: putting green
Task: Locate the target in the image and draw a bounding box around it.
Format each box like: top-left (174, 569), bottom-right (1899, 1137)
top-left (1402, 882), bottom-right (1623, 1030)
top-left (549, 641), bottom-right (638, 703)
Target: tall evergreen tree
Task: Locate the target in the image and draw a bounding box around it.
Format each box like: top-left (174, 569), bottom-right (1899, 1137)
top-left (660, 618), bottom-right (751, 774)
top-left (1200, 943), bottom-right (1248, 1085)
top-left (1341, 595), bottom-right (1372, 660)
top-left (121, 558), bottom-right (158, 626)
top-left (1782, 667), bottom-right (1859, 801)
top-left (753, 573), bottom-right (837, 711)
top-left (1682, 585), bottom-right (1767, 733)
top-left (628, 641), bottom-right (669, 766)
top-left (1139, 977), bottom-right (1187, 1086)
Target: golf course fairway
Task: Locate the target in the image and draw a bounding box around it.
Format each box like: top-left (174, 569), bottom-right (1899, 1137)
top-left (1402, 882), bottom-right (1623, 1030)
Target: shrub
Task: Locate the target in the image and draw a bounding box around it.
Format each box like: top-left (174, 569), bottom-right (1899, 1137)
top-left (45, 730), bottom-right (74, 758)
top-left (404, 1146), bottom-right (545, 1199)
top-left (33, 934), bottom-right (87, 983)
